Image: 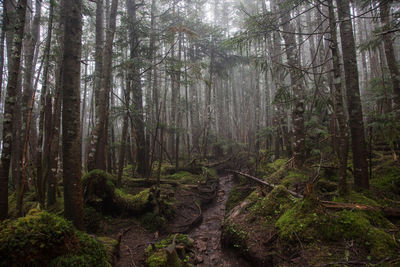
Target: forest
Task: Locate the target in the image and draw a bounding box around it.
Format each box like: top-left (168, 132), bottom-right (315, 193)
top-left (0, 0), bottom-right (400, 266)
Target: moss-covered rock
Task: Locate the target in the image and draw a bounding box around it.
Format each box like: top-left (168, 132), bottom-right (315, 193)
top-left (145, 234), bottom-right (193, 267)
top-left (0, 210), bottom-right (108, 267)
top-left (250, 185), bottom-right (296, 223)
top-left (275, 199), bottom-right (399, 260)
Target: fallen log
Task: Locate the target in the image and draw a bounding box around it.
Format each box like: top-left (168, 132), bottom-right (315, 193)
top-left (321, 200), bottom-right (400, 218)
top-left (226, 169), bottom-right (304, 198)
top-left (205, 156), bottom-right (233, 168)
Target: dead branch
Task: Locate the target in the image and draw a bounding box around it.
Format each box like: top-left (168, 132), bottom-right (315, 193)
top-left (227, 170), bottom-right (304, 198)
top-left (321, 200), bottom-right (400, 218)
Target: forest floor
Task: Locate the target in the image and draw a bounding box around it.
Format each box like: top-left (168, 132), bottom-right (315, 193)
top-left (115, 174), bottom-right (251, 267)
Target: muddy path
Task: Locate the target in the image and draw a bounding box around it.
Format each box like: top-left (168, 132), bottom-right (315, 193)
top-left (116, 174), bottom-right (250, 266)
top-left (189, 175), bottom-right (251, 267)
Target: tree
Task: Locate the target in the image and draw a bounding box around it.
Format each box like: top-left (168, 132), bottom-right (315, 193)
top-left (126, 0), bottom-right (149, 177)
top-left (380, 0), bottom-right (400, 118)
top-left (0, 0), bottom-right (27, 220)
top-left (60, 0), bottom-right (84, 229)
top-left (337, 0), bottom-right (369, 189)
top-left (278, 0), bottom-right (306, 168)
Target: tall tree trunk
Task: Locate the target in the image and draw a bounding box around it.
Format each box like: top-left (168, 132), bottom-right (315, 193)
top-left (37, 0), bottom-right (53, 208)
top-left (328, 0), bottom-right (349, 196)
top-left (0, 0), bottom-right (27, 220)
top-left (127, 0), bottom-right (148, 177)
top-left (88, 0), bottom-right (119, 171)
top-left (380, 0), bottom-right (400, 118)
top-left (337, 0), bottom-right (369, 189)
top-left (87, 0), bottom-right (105, 169)
top-left (61, 0), bottom-right (84, 229)
top-left (278, 0), bottom-right (305, 168)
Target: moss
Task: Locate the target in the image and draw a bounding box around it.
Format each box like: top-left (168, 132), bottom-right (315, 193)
top-left (267, 158), bottom-right (290, 183)
top-left (140, 212), bottom-right (166, 231)
top-left (147, 250), bottom-right (168, 267)
top-left (226, 186), bottom-right (252, 213)
top-left (334, 190), bottom-right (379, 206)
top-left (0, 210), bottom-right (77, 266)
top-left (83, 206), bottom-right (104, 233)
top-left (202, 167), bottom-right (217, 178)
top-left (145, 234), bottom-right (192, 267)
top-left (282, 170), bottom-right (308, 188)
top-left (115, 188), bottom-right (150, 212)
top-left (50, 231), bottom-right (108, 267)
top-left (250, 185), bottom-right (296, 223)
top-left (97, 236), bottom-right (119, 266)
top-left (371, 164), bottom-right (400, 194)
top-left (275, 198), bottom-right (319, 242)
top-left (169, 171), bottom-right (201, 184)
top-left (8, 191), bottom-right (40, 218)
top-left (0, 211), bottom-right (108, 266)
top-left (221, 221), bottom-right (248, 254)
top-left (275, 200), bottom-right (398, 260)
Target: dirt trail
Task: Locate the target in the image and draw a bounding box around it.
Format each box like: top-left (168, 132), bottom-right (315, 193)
top-left (189, 175), bottom-right (251, 267)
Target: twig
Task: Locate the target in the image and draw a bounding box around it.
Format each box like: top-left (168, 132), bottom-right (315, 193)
top-left (126, 245), bottom-right (137, 267)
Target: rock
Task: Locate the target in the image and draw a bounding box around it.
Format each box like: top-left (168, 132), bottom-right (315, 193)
top-left (196, 239), bottom-right (207, 252)
top-left (195, 255), bottom-right (204, 263)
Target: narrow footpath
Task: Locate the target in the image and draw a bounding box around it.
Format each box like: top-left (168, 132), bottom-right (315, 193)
top-left (189, 175), bottom-right (251, 267)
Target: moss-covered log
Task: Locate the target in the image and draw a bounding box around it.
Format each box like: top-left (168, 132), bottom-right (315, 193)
top-left (82, 170), bottom-right (153, 216)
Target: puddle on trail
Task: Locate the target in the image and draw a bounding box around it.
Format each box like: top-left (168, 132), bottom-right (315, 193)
top-left (189, 175), bottom-right (251, 267)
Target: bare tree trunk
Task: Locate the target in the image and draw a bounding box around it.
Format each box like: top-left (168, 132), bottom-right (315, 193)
top-left (278, 0), bottom-right (305, 167)
top-left (61, 0), bottom-right (84, 229)
top-left (337, 0), bottom-right (369, 189)
top-left (328, 0), bottom-right (349, 196)
top-left (37, 0), bottom-right (53, 207)
top-left (88, 0), bottom-right (119, 171)
top-left (127, 0), bottom-right (148, 177)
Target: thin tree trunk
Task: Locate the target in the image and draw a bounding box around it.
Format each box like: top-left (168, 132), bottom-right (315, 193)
top-left (88, 0), bottom-right (119, 171)
top-left (37, 0), bottom-right (54, 208)
top-left (328, 0), bottom-right (349, 196)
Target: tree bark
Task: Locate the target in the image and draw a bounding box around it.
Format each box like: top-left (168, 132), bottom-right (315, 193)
top-left (61, 0), bottom-right (84, 229)
top-left (0, 0), bottom-right (27, 220)
top-left (328, 0), bottom-right (349, 196)
top-left (337, 0), bottom-right (369, 189)
top-left (380, 0), bottom-right (400, 118)
top-left (278, 0), bottom-right (305, 168)
top-left (88, 0), bottom-right (119, 171)
top-left (127, 0), bottom-right (149, 177)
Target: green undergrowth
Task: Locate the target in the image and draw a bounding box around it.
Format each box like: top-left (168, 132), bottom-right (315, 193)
top-left (145, 234), bottom-right (193, 267)
top-left (0, 210), bottom-right (110, 267)
top-left (370, 158), bottom-right (400, 201)
top-left (250, 185), bottom-right (296, 224)
top-left (275, 198), bottom-right (398, 260)
top-left (168, 171), bottom-right (202, 184)
top-left (226, 186), bottom-right (252, 213)
top-left (223, 157), bottom-right (400, 264)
